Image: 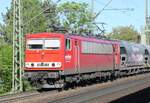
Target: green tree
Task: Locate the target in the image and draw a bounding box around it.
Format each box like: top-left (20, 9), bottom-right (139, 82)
top-left (22, 0), bottom-right (47, 34)
top-left (0, 45), bottom-right (12, 94)
top-left (0, 0), bottom-right (48, 43)
top-left (41, 0), bottom-right (60, 32)
top-left (108, 25), bottom-right (139, 42)
top-left (0, 6), bottom-right (13, 44)
top-left (58, 2), bottom-right (94, 34)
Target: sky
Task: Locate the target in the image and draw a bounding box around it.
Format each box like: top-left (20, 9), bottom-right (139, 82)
top-left (0, 0), bottom-right (149, 32)
top-left (0, 0), bottom-right (11, 22)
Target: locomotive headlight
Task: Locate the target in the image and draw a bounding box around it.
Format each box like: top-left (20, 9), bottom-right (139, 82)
top-left (31, 63), bottom-right (34, 67)
top-left (52, 63), bottom-right (55, 67)
top-left (25, 62), bottom-right (31, 68)
top-left (25, 63), bottom-right (30, 67)
top-left (56, 62), bottom-right (61, 67)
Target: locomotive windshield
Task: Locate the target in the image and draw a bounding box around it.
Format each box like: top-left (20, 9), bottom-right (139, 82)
top-left (27, 39), bottom-right (60, 50)
top-left (44, 39), bottom-right (60, 49)
top-left (27, 39), bottom-right (43, 49)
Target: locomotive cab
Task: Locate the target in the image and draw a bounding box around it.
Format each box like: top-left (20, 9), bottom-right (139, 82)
top-left (25, 33), bottom-right (64, 71)
top-left (24, 33), bottom-right (65, 88)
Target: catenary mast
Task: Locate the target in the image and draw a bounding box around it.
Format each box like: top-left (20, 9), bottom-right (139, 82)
top-left (141, 0), bottom-right (150, 45)
top-left (12, 0), bottom-right (23, 92)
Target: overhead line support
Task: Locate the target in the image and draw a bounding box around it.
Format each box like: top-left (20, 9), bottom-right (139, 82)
top-left (12, 0), bottom-right (23, 92)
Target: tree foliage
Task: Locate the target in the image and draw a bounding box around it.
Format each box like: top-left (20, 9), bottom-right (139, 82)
top-left (108, 25), bottom-right (139, 42)
top-left (22, 0), bottom-right (47, 34)
top-left (41, 0), bottom-right (60, 32)
top-left (0, 0), bottom-right (49, 43)
top-left (0, 44), bottom-right (12, 94)
top-left (0, 6), bottom-right (13, 43)
top-left (58, 2), bottom-right (94, 33)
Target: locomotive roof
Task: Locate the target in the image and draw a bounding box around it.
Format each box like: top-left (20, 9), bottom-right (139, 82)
top-left (26, 32), bottom-right (64, 38)
top-left (26, 32), bottom-right (119, 44)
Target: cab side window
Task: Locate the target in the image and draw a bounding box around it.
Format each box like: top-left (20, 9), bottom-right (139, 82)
top-left (65, 38), bottom-right (71, 50)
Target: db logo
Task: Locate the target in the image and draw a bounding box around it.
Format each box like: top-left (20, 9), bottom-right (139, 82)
top-left (65, 55), bottom-right (72, 62)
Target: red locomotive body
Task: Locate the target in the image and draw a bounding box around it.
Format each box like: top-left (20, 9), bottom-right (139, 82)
top-left (24, 32), bottom-right (120, 88)
top-left (25, 33), bottom-right (65, 71)
top-left (63, 35), bottom-right (120, 74)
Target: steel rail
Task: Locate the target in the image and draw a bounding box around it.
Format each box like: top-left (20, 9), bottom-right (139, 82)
top-left (0, 90), bottom-right (56, 103)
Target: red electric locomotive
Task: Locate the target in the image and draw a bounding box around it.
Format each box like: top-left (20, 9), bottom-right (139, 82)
top-left (24, 32), bottom-right (120, 88)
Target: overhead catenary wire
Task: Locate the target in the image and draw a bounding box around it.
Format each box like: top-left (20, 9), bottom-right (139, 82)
top-left (93, 0), bottom-right (113, 20)
top-left (104, 8), bottom-right (134, 11)
top-left (92, 0), bottom-right (136, 36)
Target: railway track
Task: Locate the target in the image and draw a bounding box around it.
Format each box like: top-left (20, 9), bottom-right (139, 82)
top-left (46, 73), bottom-right (150, 103)
top-left (0, 91), bottom-right (40, 103)
top-left (0, 90), bottom-right (58, 103)
top-left (1, 72), bottom-right (150, 103)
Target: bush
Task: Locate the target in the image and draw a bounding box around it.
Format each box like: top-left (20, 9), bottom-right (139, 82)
top-left (0, 44), bottom-right (12, 94)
